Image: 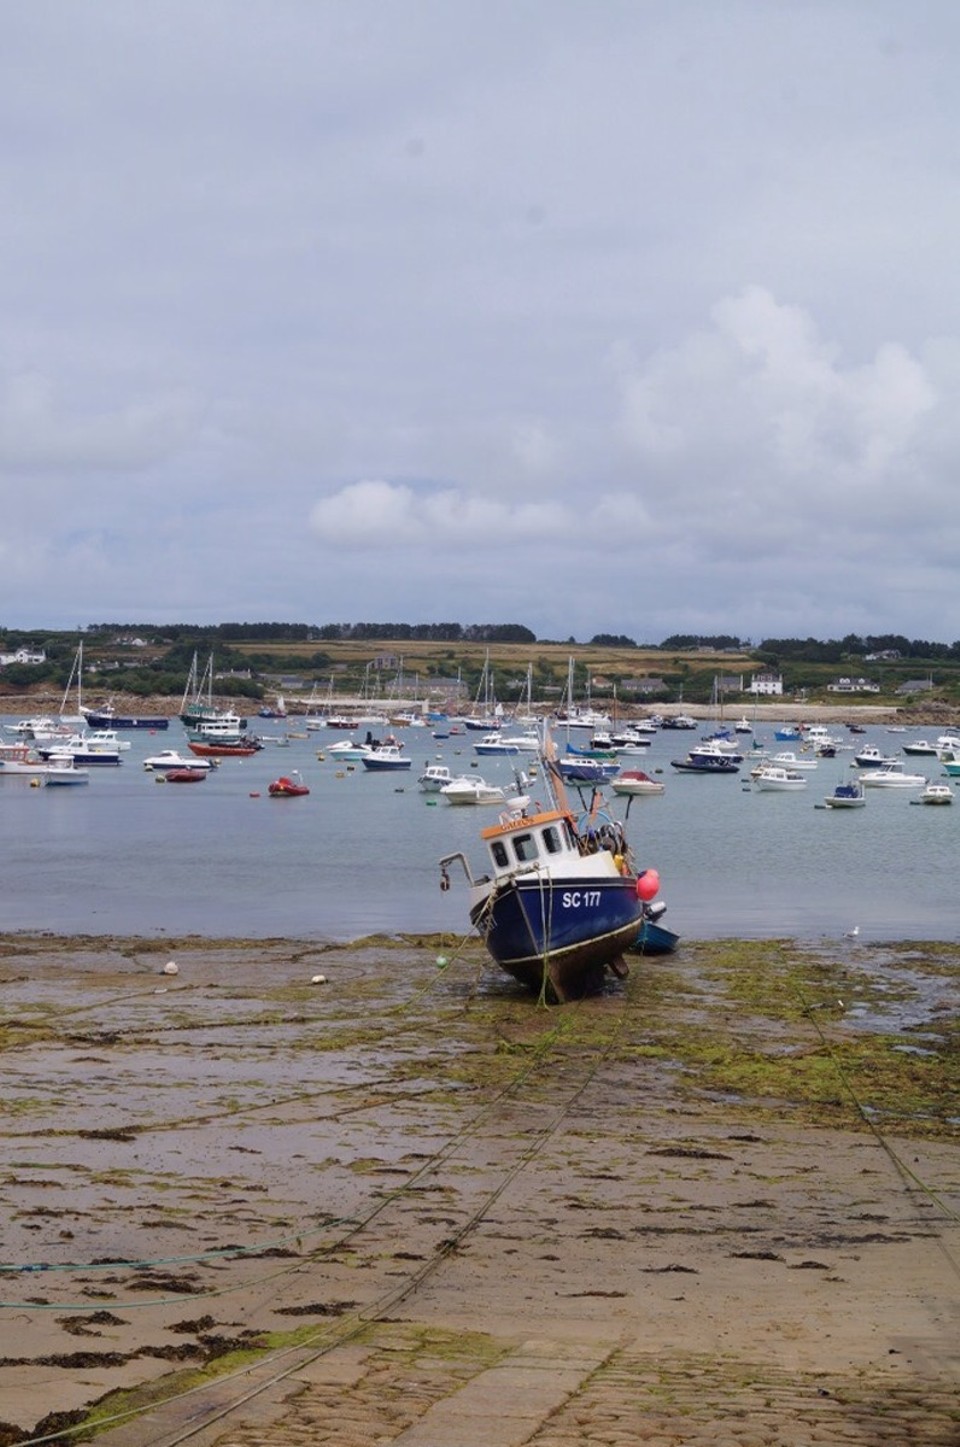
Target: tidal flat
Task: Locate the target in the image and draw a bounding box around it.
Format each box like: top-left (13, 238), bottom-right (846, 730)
top-left (0, 932), bottom-right (957, 1445)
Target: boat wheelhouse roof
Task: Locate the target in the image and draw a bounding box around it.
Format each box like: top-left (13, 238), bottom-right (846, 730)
top-left (479, 807), bottom-right (570, 841)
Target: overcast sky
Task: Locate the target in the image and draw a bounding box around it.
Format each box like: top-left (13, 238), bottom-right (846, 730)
top-left (2, 2), bottom-right (958, 643)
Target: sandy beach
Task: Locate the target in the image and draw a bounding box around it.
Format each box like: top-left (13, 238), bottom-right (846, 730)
top-left (0, 932), bottom-right (957, 1445)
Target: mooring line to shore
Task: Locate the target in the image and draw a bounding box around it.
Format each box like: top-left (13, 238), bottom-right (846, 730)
top-left (2, 942), bottom-right (492, 1289)
top-left (15, 999), bottom-right (629, 1445)
top-left (792, 973), bottom-right (960, 1295)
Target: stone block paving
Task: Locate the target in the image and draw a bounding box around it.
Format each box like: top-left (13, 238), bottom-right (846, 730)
top-left (204, 1327), bottom-right (960, 1447)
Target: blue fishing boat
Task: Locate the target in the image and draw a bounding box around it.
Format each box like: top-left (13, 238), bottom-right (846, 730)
top-left (670, 751), bottom-right (740, 774)
top-left (438, 740), bottom-right (663, 1002)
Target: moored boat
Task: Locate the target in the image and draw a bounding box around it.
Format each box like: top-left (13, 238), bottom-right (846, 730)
top-left (902, 739), bottom-right (939, 756)
top-left (854, 744), bottom-right (897, 769)
top-left (768, 750), bottom-right (818, 771)
top-left (37, 736), bottom-right (121, 766)
top-left (179, 652), bottom-right (248, 731)
top-left (144, 749), bottom-right (216, 772)
top-left (268, 771), bottom-right (310, 796)
top-left (187, 738), bottom-right (259, 758)
top-left (82, 703), bottom-right (169, 730)
top-left (163, 767), bottom-right (207, 783)
top-left (917, 781), bottom-right (954, 805)
top-left (859, 762), bottom-right (927, 788)
top-left (361, 744), bottom-right (411, 771)
top-left (41, 758), bottom-right (90, 785)
top-left (752, 765), bottom-right (808, 791)
top-left (418, 763), bottom-right (455, 792)
top-left (610, 768), bottom-right (665, 796)
top-left (670, 751), bottom-right (739, 774)
top-left (556, 755), bottom-right (620, 783)
top-left (823, 780), bottom-right (866, 809)
top-left (440, 774), bottom-right (523, 806)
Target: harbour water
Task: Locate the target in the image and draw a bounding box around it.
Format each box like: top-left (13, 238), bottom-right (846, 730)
top-left (1, 718), bottom-right (958, 946)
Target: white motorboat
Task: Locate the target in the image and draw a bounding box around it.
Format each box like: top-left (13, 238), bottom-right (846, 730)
top-left (5, 716), bottom-right (61, 738)
top-left (42, 757), bottom-right (91, 785)
top-left (143, 749), bottom-right (216, 773)
top-left (610, 769), bottom-right (665, 796)
top-left (327, 739), bottom-right (373, 761)
top-left (441, 775), bottom-right (529, 808)
top-left (854, 745), bottom-right (897, 769)
top-left (901, 739), bottom-right (939, 756)
top-left (418, 763), bottom-right (455, 792)
top-left (917, 782), bottom-right (954, 805)
top-left (84, 729), bottom-right (131, 751)
top-left (768, 750), bottom-right (818, 771)
top-left (361, 744), bottom-right (412, 771)
top-left (37, 736), bottom-right (121, 766)
top-left (473, 731), bottom-right (522, 756)
top-left (859, 762), bottom-right (927, 788)
top-left (752, 765), bottom-right (808, 791)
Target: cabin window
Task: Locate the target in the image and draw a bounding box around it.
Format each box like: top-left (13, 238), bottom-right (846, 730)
top-left (491, 841), bottom-right (509, 868)
top-left (512, 833), bottom-right (539, 863)
top-left (542, 826), bottom-right (562, 855)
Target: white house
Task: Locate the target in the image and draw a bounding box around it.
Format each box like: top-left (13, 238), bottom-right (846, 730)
top-left (746, 672), bottom-right (783, 696)
top-left (0, 647), bottom-right (46, 667)
top-left (826, 677), bottom-right (881, 694)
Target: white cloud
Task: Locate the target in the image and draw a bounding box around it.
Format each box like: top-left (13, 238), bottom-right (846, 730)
top-left (619, 286), bottom-right (939, 500)
top-left (2, 5), bottom-right (960, 640)
top-left (309, 480), bottom-right (650, 551)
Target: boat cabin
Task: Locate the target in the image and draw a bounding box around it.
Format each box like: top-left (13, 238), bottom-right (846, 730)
top-left (441, 807), bottom-right (627, 894)
top-left (480, 809), bottom-right (578, 877)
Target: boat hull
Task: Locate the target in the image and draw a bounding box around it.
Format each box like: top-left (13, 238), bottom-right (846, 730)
top-left (631, 918), bottom-right (680, 955)
top-left (84, 711), bottom-right (169, 730)
top-left (187, 741), bottom-right (259, 758)
top-left (670, 756), bottom-right (739, 774)
top-left (471, 874), bottom-right (645, 1002)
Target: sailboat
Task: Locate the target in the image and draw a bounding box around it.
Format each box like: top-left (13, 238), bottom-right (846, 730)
top-left (514, 662), bottom-right (537, 727)
top-left (179, 652), bottom-right (247, 731)
top-left (462, 650), bottom-right (502, 730)
top-left (557, 656), bottom-right (611, 732)
top-left (59, 642), bottom-right (86, 727)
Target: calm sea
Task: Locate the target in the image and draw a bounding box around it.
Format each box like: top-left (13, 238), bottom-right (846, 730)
top-left (1, 718), bottom-right (958, 946)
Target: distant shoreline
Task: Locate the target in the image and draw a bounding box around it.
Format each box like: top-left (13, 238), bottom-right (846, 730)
top-left (0, 691), bottom-right (949, 726)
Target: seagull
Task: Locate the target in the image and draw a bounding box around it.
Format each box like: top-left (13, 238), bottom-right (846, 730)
top-left (843, 926), bottom-right (860, 939)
